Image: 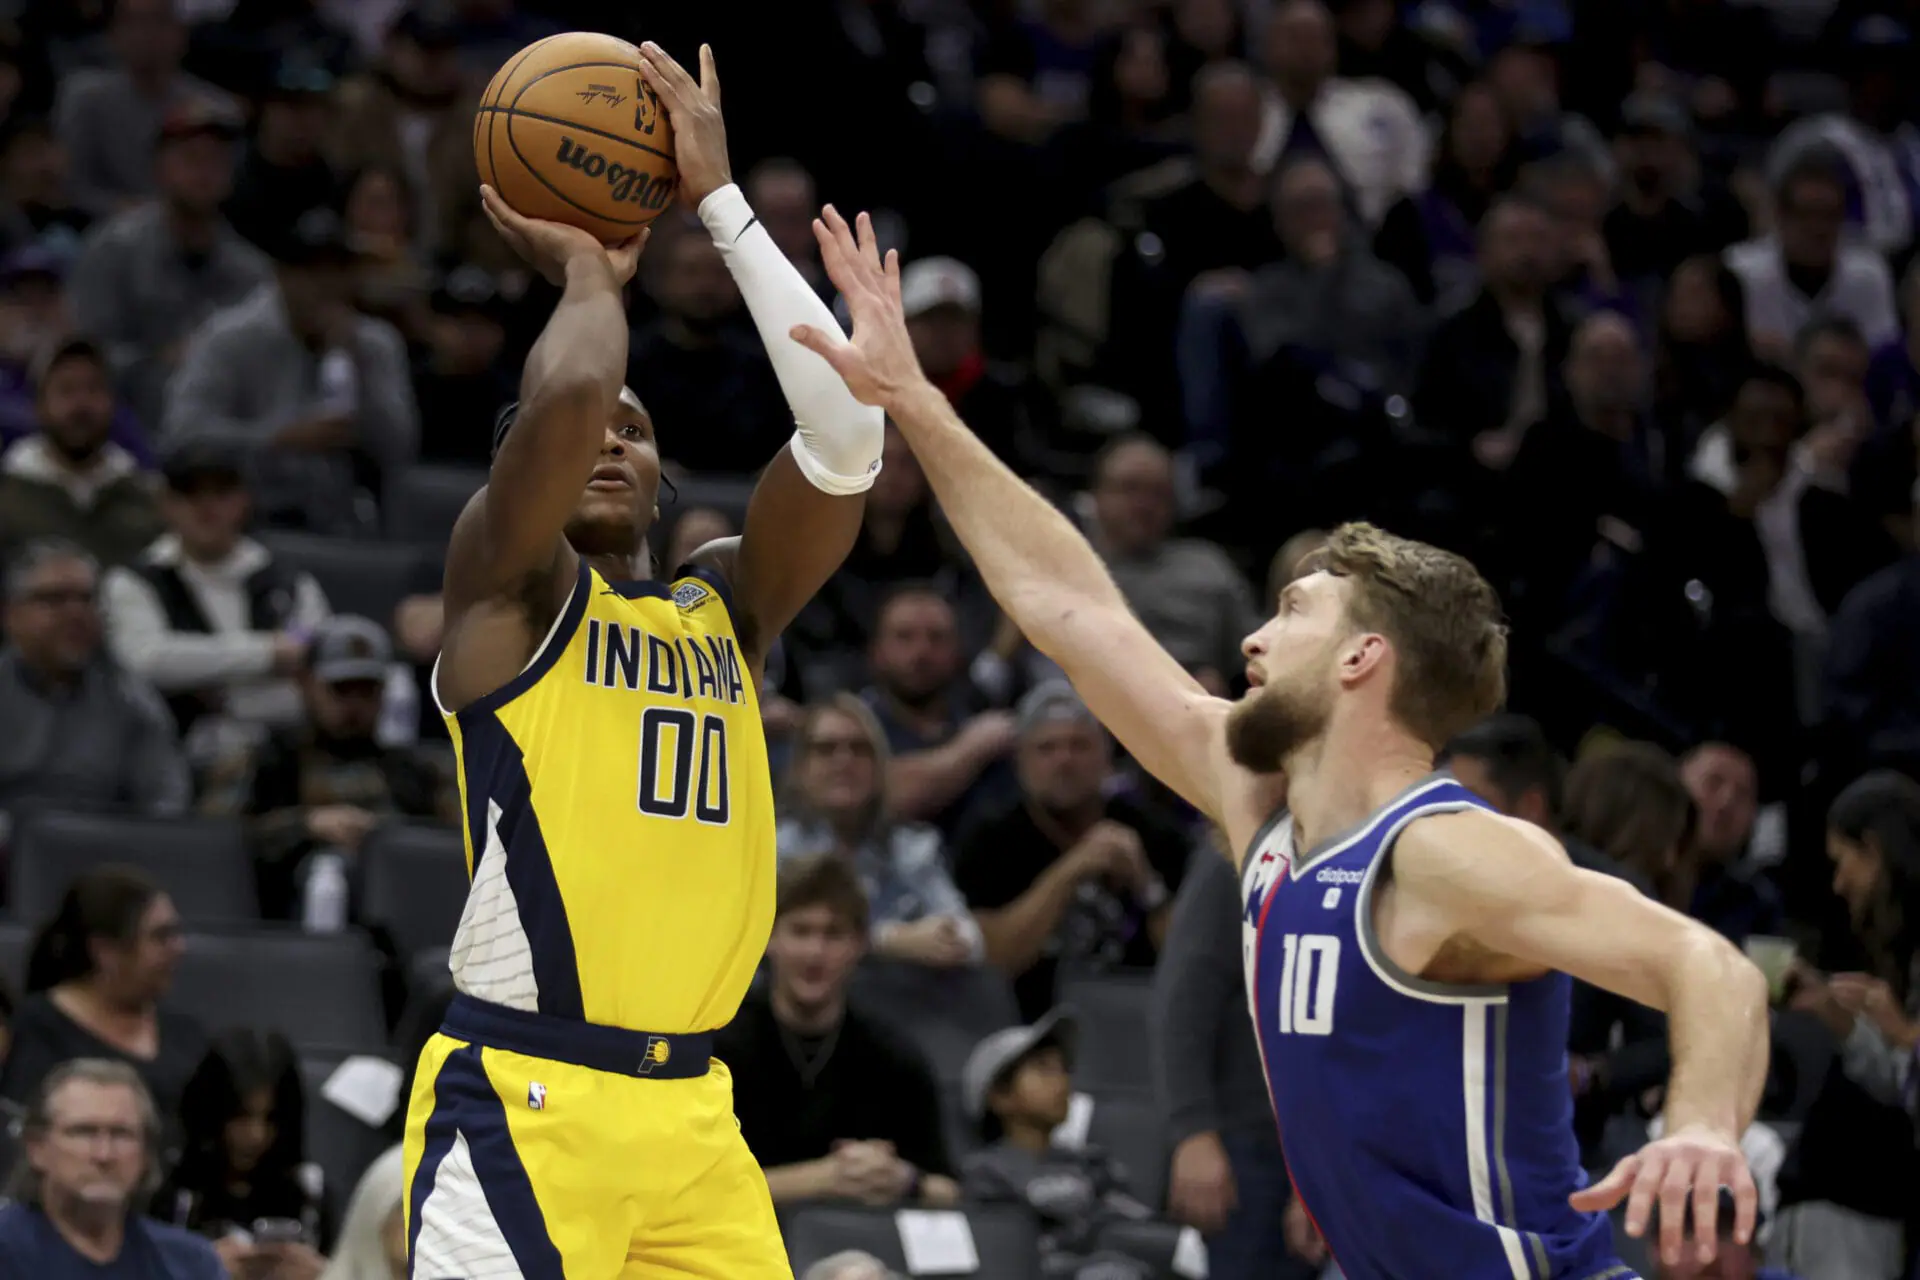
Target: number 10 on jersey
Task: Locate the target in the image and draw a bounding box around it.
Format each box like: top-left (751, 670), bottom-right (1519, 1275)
top-left (1277, 933), bottom-right (1340, 1036)
top-left (638, 706), bottom-right (729, 824)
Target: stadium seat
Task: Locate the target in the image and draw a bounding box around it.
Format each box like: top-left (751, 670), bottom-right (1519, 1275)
top-left (783, 1204), bottom-right (1042, 1279)
top-left (298, 1050), bottom-right (400, 1230)
top-left (1094, 1220), bottom-right (1187, 1279)
top-left (1057, 974), bottom-right (1154, 1093)
top-left (359, 824), bottom-right (470, 962)
top-left (848, 959), bottom-right (1020, 1085)
top-left (257, 533), bottom-right (427, 627)
top-left (1085, 1093), bottom-right (1170, 1212)
top-left (0, 921), bottom-right (28, 992)
top-left (9, 811), bottom-right (255, 927)
top-left (384, 464), bottom-right (485, 548)
top-left (169, 929), bottom-right (387, 1051)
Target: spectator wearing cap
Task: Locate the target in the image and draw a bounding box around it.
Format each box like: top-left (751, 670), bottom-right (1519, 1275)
top-left (101, 440), bottom-right (331, 771)
top-left (1086, 434), bottom-right (1260, 693)
top-left (326, 9), bottom-right (480, 259)
top-left (0, 538), bottom-right (190, 821)
top-left (199, 614), bottom-right (452, 920)
top-left (0, 337), bottom-right (162, 567)
top-left (1603, 93), bottom-right (1748, 296)
top-left (162, 206), bottom-right (420, 534)
top-left (953, 682), bottom-right (1191, 1021)
top-left (69, 99), bottom-right (268, 430)
top-left (0, 118), bottom-right (92, 249)
top-left (902, 256), bottom-right (1056, 476)
top-left (223, 58), bottom-right (340, 254)
top-left (52, 0), bottom-right (233, 218)
top-left (625, 214), bottom-right (792, 474)
top-left (412, 264), bottom-right (516, 466)
top-left (1151, 844), bottom-right (1305, 1280)
top-left (960, 1009), bottom-right (1157, 1278)
top-left (716, 855), bottom-right (960, 1209)
top-left (777, 694), bottom-right (983, 969)
top-left (0, 246), bottom-right (154, 466)
top-left (1725, 150), bottom-right (1899, 357)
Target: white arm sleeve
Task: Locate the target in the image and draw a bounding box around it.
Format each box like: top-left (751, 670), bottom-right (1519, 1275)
top-left (698, 183), bottom-right (884, 495)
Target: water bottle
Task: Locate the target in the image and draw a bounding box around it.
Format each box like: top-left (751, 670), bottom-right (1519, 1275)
top-left (303, 851), bottom-right (350, 933)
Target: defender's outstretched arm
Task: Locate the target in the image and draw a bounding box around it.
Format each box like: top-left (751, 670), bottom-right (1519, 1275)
top-left (793, 207), bottom-right (1230, 823)
top-left (641, 44), bottom-right (876, 667)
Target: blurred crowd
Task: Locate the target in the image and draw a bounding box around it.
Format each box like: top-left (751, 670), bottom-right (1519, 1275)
top-left (0, 0), bottom-right (1916, 1278)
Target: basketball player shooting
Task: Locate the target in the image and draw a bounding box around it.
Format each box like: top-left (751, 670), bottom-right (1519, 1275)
top-left (794, 208), bottom-right (1769, 1279)
top-left (402, 45), bottom-right (881, 1280)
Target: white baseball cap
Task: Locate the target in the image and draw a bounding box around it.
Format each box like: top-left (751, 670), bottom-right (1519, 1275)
top-left (899, 256), bottom-right (982, 318)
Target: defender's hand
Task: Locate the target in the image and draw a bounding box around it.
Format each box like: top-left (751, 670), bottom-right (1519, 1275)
top-left (792, 205), bottom-right (926, 411)
top-left (480, 184), bottom-right (646, 287)
top-left (639, 42), bottom-right (730, 207)
top-left (1569, 1123), bottom-right (1756, 1268)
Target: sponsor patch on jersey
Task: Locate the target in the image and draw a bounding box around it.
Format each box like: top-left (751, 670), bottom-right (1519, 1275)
top-left (672, 581), bottom-right (710, 610)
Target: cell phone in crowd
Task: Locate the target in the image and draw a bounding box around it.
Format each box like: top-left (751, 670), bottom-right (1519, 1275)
top-left (250, 1218), bottom-right (306, 1247)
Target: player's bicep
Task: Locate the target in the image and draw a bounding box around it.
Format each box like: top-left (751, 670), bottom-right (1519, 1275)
top-left (727, 445), bottom-right (864, 659)
top-left (1031, 591), bottom-right (1230, 820)
top-left (1401, 814), bottom-right (1693, 1011)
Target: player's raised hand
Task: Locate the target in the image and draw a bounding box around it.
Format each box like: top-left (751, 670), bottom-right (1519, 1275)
top-left (639, 42), bottom-right (730, 206)
top-left (793, 205), bottom-right (924, 409)
top-left (1569, 1123), bottom-right (1756, 1268)
top-left (480, 185), bottom-right (647, 286)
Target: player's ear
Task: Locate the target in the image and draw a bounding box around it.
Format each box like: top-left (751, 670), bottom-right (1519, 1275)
top-left (1340, 632), bottom-right (1388, 686)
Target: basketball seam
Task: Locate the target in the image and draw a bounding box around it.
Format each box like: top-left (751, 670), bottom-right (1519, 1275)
top-left (482, 39), bottom-right (545, 190)
top-left (476, 104), bottom-right (675, 164)
top-left (500, 111), bottom-right (655, 229)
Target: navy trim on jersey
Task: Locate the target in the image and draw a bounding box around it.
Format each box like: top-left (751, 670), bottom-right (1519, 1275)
top-left (600, 576), bottom-right (671, 600)
top-left (407, 1044), bottom-right (565, 1280)
top-left (454, 713), bottom-right (586, 1020)
top-left (448, 558), bottom-right (592, 722)
top-left (443, 994), bottom-right (713, 1079)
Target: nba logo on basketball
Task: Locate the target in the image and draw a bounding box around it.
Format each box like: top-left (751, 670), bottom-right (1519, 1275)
top-left (527, 1082), bottom-right (546, 1111)
top-left (638, 1037), bottom-right (672, 1074)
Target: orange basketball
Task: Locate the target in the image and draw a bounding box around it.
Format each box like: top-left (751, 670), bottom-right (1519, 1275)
top-left (474, 32), bottom-right (678, 244)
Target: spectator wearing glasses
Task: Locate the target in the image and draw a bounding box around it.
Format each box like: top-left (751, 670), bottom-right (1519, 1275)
top-left (0, 867), bottom-right (207, 1126)
top-left (0, 538), bottom-right (190, 824)
top-left (777, 694), bottom-right (982, 969)
top-left (0, 1059), bottom-right (223, 1278)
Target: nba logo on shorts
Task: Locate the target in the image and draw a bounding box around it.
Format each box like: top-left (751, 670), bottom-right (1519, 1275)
top-left (528, 1082), bottom-right (546, 1111)
top-left (638, 1037), bottom-right (672, 1074)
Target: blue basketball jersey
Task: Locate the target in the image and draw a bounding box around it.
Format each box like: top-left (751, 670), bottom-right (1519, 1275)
top-left (1240, 775), bottom-right (1628, 1280)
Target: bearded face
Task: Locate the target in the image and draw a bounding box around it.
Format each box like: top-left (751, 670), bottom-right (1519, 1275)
top-left (1226, 646), bottom-right (1336, 773)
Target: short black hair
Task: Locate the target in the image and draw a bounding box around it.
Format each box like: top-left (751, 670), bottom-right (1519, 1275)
top-left (1439, 714), bottom-right (1565, 817)
top-left (34, 336), bottom-right (107, 391)
top-left (1091, 431), bottom-right (1169, 485)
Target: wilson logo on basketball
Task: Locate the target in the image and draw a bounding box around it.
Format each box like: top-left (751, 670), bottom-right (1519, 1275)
top-left (554, 137), bottom-right (674, 211)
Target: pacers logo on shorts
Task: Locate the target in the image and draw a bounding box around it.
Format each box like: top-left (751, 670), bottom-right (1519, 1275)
top-left (637, 1036), bottom-right (672, 1075)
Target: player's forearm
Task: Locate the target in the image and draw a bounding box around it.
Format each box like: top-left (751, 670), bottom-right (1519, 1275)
top-left (1659, 932), bottom-right (1769, 1136)
top-left (701, 184), bottom-right (883, 493)
top-left (885, 380), bottom-right (1129, 647)
top-left (519, 255), bottom-right (627, 421)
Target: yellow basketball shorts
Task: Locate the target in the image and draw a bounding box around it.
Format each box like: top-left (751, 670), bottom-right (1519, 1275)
top-left (402, 995), bottom-right (789, 1279)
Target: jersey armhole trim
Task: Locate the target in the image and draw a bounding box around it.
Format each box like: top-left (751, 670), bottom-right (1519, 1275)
top-left (670, 562), bottom-right (738, 623)
top-left (432, 557), bottom-right (591, 723)
top-left (1354, 801), bottom-right (1509, 1005)
top-left (1240, 804), bottom-right (1291, 887)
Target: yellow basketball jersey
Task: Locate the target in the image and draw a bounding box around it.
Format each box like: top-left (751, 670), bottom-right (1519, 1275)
top-left (437, 560), bottom-right (773, 1035)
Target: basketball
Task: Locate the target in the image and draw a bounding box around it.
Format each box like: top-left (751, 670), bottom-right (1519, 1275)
top-left (474, 32), bottom-right (678, 244)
